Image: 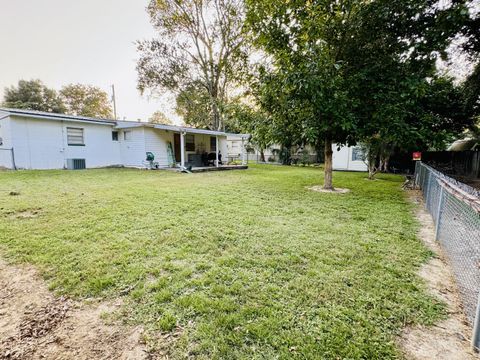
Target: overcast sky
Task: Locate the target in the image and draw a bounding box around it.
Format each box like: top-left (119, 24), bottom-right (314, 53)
top-left (0, 0), bottom-right (180, 123)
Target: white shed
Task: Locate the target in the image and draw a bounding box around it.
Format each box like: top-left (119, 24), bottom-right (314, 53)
top-left (332, 144), bottom-right (367, 172)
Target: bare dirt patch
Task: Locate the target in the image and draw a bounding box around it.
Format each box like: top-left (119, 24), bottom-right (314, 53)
top-left (0, 258), bottom-right (151, 360)
top-left (398, 191), bottom-right (477, 360)
top-left (307, 185), bottom-right (350, 194)
top-left (6, 208), bottom-right (42, 220)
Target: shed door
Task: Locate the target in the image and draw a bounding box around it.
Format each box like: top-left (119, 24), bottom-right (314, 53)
top-left (173, 133), bottom-right (181, 162)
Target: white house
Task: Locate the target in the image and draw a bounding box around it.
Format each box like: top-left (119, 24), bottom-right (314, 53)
top-left (0, 108), bottom-right (249, 170)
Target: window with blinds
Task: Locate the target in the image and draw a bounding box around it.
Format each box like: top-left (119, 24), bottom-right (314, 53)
top-left (67, 127), bottom-right (84, 146)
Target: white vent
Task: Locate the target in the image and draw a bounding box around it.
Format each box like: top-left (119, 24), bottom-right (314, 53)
top-left (66, 159), bottom-right (86, 170)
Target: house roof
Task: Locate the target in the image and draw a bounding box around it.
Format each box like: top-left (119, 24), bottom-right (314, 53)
top-left (113, 121), bottom-right (249, 138)
top-left (0, 108), bottom-right (116, 125)
top-left (448, 138), bottom-right (480, 151)
top-left (0, 108), bottom-right (250, 138)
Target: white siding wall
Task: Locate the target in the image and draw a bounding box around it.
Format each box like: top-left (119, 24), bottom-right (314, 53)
top-left (120, 127), bottom-right (146, 167)
top-left (332, 144), bottom-right (367, 172)
top-left (64, 122), bottom-right (122, 168)
top-left (145, 128), bottom-right (172, 167)
top-left (9, 116), bottom-right (121, 169)
top-left (218, 137), bottom-right (228, 162)
top-left (10, 117), bottom-right (64, 169)
top-left (227, 137), bottom-right (242, 157)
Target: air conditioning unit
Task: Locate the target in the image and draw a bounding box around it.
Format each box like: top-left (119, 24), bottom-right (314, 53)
top-left (66, 158), bottom-right (86, 170)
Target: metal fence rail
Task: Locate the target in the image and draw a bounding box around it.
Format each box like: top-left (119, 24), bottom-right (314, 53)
top-left (415, 161), bottom-right (480, 349)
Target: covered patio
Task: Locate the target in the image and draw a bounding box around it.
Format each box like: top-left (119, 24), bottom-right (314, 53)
top-left (151, 124), bottom-right (250, 169)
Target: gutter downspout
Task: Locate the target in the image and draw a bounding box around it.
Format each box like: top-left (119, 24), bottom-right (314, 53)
top-left (10, 148), bottom-right (16, 170)
top-left (215, 136), bottom-right (219, 167)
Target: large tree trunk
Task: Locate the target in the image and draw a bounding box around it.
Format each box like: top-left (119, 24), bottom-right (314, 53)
top-left (368, 159), bottom-right (377, 180)
top-left (381, 155), bottom-right (390, 172)
top-left (260, 149), bottom-right (265, 163)
top-left (212, 102), bottom-right (222, 131)
top-left (323, 137), bottom-right (333, 190)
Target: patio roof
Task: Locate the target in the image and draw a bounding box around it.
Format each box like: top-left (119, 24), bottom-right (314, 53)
top-left (116, 121), bottom-right (249, 138)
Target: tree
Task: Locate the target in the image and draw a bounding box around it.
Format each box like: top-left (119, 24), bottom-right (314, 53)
top-left (149, 110), bottom-right (173, 125)
top-left (137, 0), bottom-right (249, 131)
top-left (60, 84), bottom-right (113, 119)
top-left (459, 2), bottom-right (480, 136)
top-left (223, 100), bottom-right (272, 161)
top-left (175, 82), bottom-right (213, 129)
top-left (246, 0), bottom-right (470, 189)
top-left (343, 0), bottom-right (472, 178)
top-left (2, 79), bottom-right (65, 113)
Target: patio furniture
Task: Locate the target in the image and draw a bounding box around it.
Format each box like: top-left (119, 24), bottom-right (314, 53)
top-left (206, 152), bottom-right (222, 166)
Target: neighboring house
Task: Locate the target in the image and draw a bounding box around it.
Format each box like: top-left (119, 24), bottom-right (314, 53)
top-left (226, 137), bottom-right (367, 171)
top-left (448, 138), bottom-right (480, 151)
top-left (226, 137), bottom-right (278, 162)
top-left (0, 108), bottom-right (248, 170)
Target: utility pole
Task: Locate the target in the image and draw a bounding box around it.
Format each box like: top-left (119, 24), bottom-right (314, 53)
top-left (111, 84), bottom-right (117, 120)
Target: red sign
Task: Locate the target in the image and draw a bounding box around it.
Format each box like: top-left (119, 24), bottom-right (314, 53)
top-left (413, 152), bottom-right (422, 161)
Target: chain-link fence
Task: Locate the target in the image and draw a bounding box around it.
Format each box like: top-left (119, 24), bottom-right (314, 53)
top-left (415, 161), bottom-right (480, 349)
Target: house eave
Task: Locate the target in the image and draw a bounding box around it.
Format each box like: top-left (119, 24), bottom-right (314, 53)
top-left (0, 108), bottom-right (116, 126)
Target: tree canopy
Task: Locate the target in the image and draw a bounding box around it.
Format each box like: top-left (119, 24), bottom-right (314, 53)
top-left (2, 79), bottom-right (65, 113)
top-left (60, 84), bottom-right (113, 119)
top-left (175, 82), bottom-right (213, 129)
top-left (137, 0), bottom-right (249, 130)
top-left (246, 0), bottom-right (472, 187)
top-left (149, 110), bottom-right (174, 125)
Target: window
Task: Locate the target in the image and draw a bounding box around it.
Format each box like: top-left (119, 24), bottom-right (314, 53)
top-left (112, 131), bottom-right (119, 141)
top-left (124, 131), bottom-right (132, 141)
top-left (186, 134), bottom-right (195, 151)
top-left (67, 127), bottom-right (84, 146)
top-left (351, 147), bottom-right (365, 161)
top-left (210, 136), bottom-right (217, 152)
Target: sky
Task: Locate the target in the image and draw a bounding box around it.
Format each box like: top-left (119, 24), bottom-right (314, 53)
top-left (0, 0), bottom-right (180, 123)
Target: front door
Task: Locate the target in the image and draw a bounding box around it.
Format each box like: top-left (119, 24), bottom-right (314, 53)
top-left (174, 133), bottom-right (181, 162)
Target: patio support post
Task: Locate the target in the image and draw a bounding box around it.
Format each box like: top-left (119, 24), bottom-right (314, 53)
top-left (215, 136), bottom-right (219, 167)
top-left (241, 137), bottom-right (246, 165)
top-left (180, 131), bottom-right (185, 168)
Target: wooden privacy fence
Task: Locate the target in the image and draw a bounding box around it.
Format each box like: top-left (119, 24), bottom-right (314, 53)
top-left (422, 150), bottom-right (480, 180)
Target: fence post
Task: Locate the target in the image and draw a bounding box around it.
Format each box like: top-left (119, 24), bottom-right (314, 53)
top-left (414, 161), bottom-right (421, 189)
top-left (434, 185), bottom-right (444, 241)
top-left (472, 294), bottom-right (480, 352)
top-left (424, 170), bottom-right (431, 210)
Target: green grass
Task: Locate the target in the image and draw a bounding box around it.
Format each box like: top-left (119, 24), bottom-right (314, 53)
top-left (0, 165), bottom-right (442, 359)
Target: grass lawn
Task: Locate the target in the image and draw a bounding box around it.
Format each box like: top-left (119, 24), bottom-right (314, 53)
top-left (0, 165), bottom-right (442, 359)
